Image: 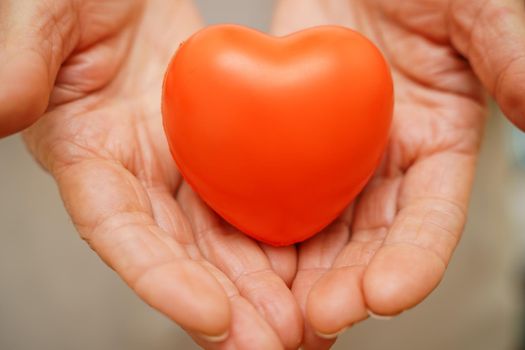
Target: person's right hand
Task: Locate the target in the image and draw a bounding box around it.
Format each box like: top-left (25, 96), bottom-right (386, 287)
top-left (1, 1), bottom-right (302, 349)
top-left (272, 0), bottom-right (525, 349)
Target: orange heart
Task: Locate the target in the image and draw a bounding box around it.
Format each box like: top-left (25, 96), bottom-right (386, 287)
top-left (162, 25), bottom-right (393, 246)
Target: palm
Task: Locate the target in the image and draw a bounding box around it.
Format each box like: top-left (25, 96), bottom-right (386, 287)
top-left (24, 1), bottom-right (301, 349)
top-left (273, 0), bottom-right (485, 348)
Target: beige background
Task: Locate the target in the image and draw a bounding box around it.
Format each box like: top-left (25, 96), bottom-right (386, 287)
top-left (0, 1), bottom-right (523, 349)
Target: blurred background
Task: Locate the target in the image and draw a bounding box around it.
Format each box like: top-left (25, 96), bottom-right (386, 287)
top-left (0, 1), bottom-right (524, 349)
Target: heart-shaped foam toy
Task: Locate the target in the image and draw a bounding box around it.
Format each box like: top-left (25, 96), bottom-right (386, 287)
top-left (162, 25), bottom-right (393, 246)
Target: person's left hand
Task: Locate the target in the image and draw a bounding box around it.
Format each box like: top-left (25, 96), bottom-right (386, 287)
top-left (271, 0), bottom-right (497, 348)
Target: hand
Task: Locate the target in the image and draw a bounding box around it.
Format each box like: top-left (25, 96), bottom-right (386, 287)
top-left (273, 0), bottom-right (525, 348)
top-left (2, 1), bottom-right (302, 348)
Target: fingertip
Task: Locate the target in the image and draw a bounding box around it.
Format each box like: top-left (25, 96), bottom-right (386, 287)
top-left (0, 54), bottom-right (51, 137)
top-left (198, 330), bottom-right (230, 343)
top-left (507, 113), bottom-right (525, 133)
top-left (503, 110), bottom-right (525, 133)
top-left (271, 295), bottom-right (303, 349)
top-left (134, 260), bottom-right (232, 337)
top-left (306, 268), bottom-right (368, 335)
top-left (367, 309), bottom-right (395, 320)
top-left (497, 80), bottom-right (525, 132)
top-left (302, 325), bottom-right (337, 350)
top-left (279, 297), bottom-right (304, 349)
top-left (488, 52), bottom-right (525, 132)
top-left (315, 327), bottom-right (348, 340)
top-left (236, 271), bottom-right (303, 349)
top-left (363, 244), bottom-right (445, 316)
top-left (227, 297), bottom-right (285, 350)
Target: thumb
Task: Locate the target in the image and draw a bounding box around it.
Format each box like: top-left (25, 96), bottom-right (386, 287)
top-left (450, 0), bottom-right (525, 131)
top-left (0, 1), bottom-right (77, 137)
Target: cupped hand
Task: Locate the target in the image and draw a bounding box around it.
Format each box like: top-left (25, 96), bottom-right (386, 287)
top-left (273, 0), bottom-right (525, 348)
top-left (2, 1), bottom-right (302, 348)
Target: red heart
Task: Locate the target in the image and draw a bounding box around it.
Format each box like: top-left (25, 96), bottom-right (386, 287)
top-left (162, 25), bottom-right (393, 246)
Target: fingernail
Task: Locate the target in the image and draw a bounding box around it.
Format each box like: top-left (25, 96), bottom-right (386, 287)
top-left (367, 309), bottom-right (394, 320)
top-left (199, 331), bottom-right (229, 343)
top-left (315, 327), bottom-right (348, 340)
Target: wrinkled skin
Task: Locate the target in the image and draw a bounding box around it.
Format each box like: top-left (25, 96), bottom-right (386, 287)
top-left (1, 0), bottom-right (525, 349)
top-left (273, 0), bottom-right (525, 348)
top-left (4, 1), bottom-right (300, 349)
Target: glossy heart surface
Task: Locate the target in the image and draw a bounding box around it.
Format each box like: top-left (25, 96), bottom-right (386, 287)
top-left (162, 25), bottom-right (393, 246)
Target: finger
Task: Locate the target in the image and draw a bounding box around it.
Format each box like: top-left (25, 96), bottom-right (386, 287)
top-left (54, 159), bottom-right (231, 339)
top-left (50, 25), bottom-right (135, 107)
top-left (144, 186), bottom-right (203, 260)
top-left (144, 195), bottom-right (285, 350)
top-left (259, 243), bottom-right (297, 287)
top-left (292, 217), bottom-right (351, 349)
top-left (449, 0), bottom-right (525, 130)
top-left (192, 289), bottom-right (285, 350)
top-left (363, 152), bottom-right (475, 315)
top-left (0, 0), bottom-right (78, 136)
top-left (305, 177), bottom-right (401, 335)
top-left (178, 184), bottom-right (303, 350)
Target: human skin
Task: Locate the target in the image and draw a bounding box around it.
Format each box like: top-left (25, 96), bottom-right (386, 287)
top-left (1, 0), bottom-right (525, 349)
top-left (272, 0), bottom-right (525, 349)
top-left (1, 1), bottom-right (301, 349)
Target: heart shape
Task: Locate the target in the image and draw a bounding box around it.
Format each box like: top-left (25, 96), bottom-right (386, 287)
top-left (162, 25), bottom-right (393, 246)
